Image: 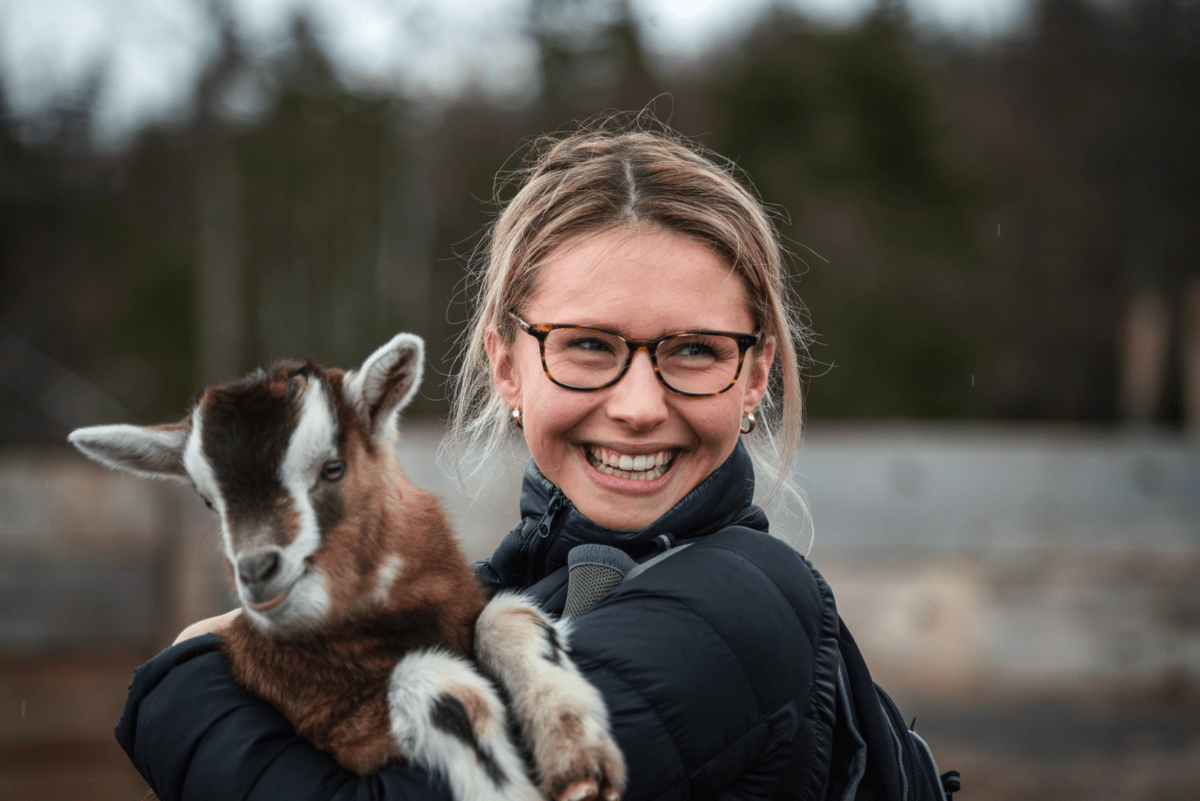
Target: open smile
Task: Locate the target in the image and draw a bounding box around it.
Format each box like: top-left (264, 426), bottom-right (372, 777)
top-left (585, 445), bottom-right (679, 481)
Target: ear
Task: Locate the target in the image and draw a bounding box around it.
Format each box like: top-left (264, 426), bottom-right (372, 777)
top-left (742, 338), bottom-right (776, 415)
top-left (344, 333), bottom-right (424, 439)
top-left (484, 325), bottom-right (523, 411)
top-left (68, 421), bottom-right (191, 483)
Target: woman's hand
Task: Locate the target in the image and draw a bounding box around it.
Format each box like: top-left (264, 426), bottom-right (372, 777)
top-left (173, 608), bottom-right (241, 644)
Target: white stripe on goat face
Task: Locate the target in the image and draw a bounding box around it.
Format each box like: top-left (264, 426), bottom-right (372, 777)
top-left (250, 378), bottom-right (339, 631)
top-left (182, 407), bottom-right (227, 549)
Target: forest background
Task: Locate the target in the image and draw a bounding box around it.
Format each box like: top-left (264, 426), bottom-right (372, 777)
top-left (3, 0), bottom-right (1198, 440)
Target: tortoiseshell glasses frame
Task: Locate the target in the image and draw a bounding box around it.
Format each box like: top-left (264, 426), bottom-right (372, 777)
top-left (510, 313), bottom-right (761, 397)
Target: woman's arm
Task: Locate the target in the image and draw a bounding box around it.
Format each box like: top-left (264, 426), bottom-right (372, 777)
top-left (117, 634), bottom-right (453, 801)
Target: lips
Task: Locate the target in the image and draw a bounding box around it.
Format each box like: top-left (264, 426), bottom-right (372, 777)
top-left (585, 445), bottom-right (678, 481)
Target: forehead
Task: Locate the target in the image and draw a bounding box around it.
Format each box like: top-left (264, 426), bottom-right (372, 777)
top-left (524, 229), bottom-right (754, 337)
top-left (196, 380), bottom-right (298, 484)
top-left (202, 379), bottom-right (292, 431)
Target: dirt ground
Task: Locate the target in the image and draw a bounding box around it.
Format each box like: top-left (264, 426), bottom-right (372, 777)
top-left (3, 652), bottom-right (1199, 801)
top-left (913, 699), bottom-right (1200, 801)
top-left (0, 650), bottom-right (151, 801)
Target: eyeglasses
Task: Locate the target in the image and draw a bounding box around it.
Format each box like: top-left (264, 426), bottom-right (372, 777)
top-left (510, 314), bottom-right (761, 397)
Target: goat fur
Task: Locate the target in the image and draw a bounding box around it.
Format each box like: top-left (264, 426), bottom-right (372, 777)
top-left (70, 334), bottom-right (624, 801)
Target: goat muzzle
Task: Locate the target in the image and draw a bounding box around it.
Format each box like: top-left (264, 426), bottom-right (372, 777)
top-left (237, 549), bottom-right (296, 612)
top-left (249, 584), bottom-right (294, 613)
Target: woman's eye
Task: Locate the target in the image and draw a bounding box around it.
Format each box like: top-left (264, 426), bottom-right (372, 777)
top-left (664, 342), bottom-right (716, 361)
top-left (569, 337), bottom-right (612, 353)
top-left (662, 335), bottom-right (733, 364)
top-left (321, 460), bottom-right (347, 482)
top-left (676, 343), bottom-right (715, 357)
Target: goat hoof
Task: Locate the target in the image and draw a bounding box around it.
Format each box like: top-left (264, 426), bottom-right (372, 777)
top-left (557, 780), bottom-right (599, 801)
top-left (539, 725), bottom-right (626, 801)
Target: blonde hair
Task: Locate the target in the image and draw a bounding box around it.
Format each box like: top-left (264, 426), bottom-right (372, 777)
top-left (442, 116), bottom-right (812, 548)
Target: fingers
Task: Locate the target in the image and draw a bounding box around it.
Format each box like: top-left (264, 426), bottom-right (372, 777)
top-left (173, 608), bottom-right (242, 644)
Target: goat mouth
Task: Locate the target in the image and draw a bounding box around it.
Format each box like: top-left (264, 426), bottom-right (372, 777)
top-left (249, 584), bottom-right (293, 613)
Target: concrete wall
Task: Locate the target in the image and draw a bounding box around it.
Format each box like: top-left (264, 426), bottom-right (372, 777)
top-left (2, 423), bottom-right (1197, 700)
top-left (799, 425), bottom-right (1200, 699)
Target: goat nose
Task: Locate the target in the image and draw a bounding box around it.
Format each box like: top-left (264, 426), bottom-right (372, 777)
top-left (237, 550), bottom-right (281, 586)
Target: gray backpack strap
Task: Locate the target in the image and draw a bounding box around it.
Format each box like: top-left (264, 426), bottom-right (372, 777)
top-left (561, 542), bottom-right (692, 620)
top-left (562, 544), bottom-right (637, 620)
top-left (626, 542), bottom-right (692, 581)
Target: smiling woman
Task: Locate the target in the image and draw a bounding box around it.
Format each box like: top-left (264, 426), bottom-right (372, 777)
top-left (448, 119), bottom-right (811, 539)
top-left (445, 120), bottom-right (953, 801)
top-left (111, 116), bottom-right (952, 801)
top-left (485, 229), bottom-right (775, 530)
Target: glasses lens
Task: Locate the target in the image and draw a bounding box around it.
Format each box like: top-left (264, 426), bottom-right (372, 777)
top-left (656, 333), bottom-right (743, 394)
top-left (543, 328), bottom-right (627, 389)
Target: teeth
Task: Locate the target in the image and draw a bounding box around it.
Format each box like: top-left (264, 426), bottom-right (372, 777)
top-left (587, 446), bottom-right (676, 481)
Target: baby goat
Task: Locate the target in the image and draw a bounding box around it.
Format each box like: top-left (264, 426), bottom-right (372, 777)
top-left (69, 334), bottom-right (624, 801)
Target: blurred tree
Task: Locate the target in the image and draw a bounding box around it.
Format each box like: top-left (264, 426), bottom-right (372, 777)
top-left (947, 0), bottom-right (1200, 425)
top-left (1119, 0), bottom-right (1200, 429)
top-left (0, 71), bottom-right (199, 437)
top-left (190, 15), bottom-right (247, 388)
top-left (3, 0), bottom-right (1197, 442)
top-left (0, 11), bottom-right (430, 429)
top-left (230, 20), bottom-right (415, 379)
top-left (706, 4), bottom-right (986, 419)
top-left (531, 0), bottom-right (659, 114)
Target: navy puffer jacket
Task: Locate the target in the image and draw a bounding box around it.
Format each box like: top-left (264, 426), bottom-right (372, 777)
top-left (116, 441), bottom-right (843, 800)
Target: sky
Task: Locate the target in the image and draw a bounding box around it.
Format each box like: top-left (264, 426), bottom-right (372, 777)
top-left (0, 0), bottom-right (1029, 147)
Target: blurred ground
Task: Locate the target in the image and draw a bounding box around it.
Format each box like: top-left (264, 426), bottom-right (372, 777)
top-left (2, 423), bottom-right (1198, 800)
top-left (913, 699), bottom-right (1200, 801)
top-left (0, 650), bottom-right (148, 801)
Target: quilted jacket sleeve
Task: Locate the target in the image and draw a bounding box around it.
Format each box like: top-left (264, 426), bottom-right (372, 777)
top-left (115, 634), bottom-right (454, 801)
top-left (561, 528), bottom-right (838, 801)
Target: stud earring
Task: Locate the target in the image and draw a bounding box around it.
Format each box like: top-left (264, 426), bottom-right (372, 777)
top-left (739, 412), bottom-right (756, 435)
top-left (512, 408), bottom-right (523, 429)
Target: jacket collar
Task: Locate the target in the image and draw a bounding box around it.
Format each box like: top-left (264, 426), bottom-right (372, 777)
top-left (481, 439), bottom-right (768, 590)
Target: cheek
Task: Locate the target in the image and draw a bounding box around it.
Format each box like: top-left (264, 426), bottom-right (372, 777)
top-left (515, 350), bottom-right (586, 427)
top-left (523, 391), bottom-right (594, 466)
top-left (507, 342), bottom-right (543, 399)
top-left (675, 393), bottom-right (748, 467)
top-left (310, 481), bottom-right (345, 534)
top-left (693, 401), bottom-right (744, 447)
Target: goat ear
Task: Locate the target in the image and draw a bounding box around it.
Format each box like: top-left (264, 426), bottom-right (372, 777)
top-left (344, 333), bottom-right (424, 438)
top-left (68, 421), bottom-right (191, 483)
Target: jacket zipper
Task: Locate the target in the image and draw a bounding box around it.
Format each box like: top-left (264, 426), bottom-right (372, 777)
top-left (522, 493), bottom-right (566, 586)
top-left (878, 685), bottom-right (927, 801)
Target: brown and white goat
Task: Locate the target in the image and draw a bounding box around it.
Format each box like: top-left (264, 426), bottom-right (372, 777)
top-left (69, 334), bottom-right (624, 801)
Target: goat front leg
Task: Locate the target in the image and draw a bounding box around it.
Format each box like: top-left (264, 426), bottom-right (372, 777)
top-left (388, 649), bottom-right (541, 801)
top-left (475, 594), bottom-right (626, 801)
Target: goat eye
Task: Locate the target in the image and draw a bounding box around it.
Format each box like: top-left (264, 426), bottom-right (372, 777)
top-left (321, 460), bottom-right (346, 482)
top-left (201, 496), bottom-right (214, 510)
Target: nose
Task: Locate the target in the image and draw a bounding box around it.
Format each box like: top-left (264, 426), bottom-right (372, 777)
top-left (605, 350), bottom-right (669, 429)
top-left (237, 549), bottom-right (281, 587)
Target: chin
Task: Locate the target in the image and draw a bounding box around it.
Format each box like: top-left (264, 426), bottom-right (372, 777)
top-left (575, 482), bottom-right (683, 531)
top-left (244, 571), bottom-right (332, 639)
